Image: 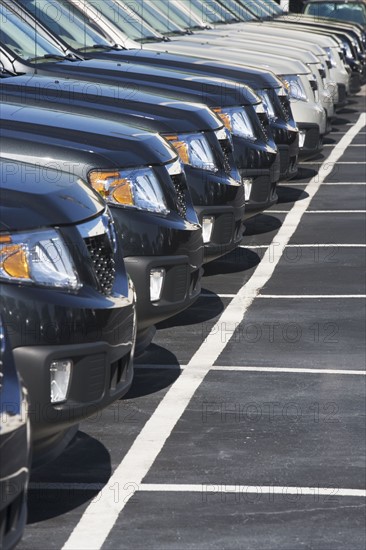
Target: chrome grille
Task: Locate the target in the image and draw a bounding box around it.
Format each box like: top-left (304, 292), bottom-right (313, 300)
top-left (218, 138), bottom-right (233, 174)
top-left (84, 233), bottom-right (116, 296)
top-left (171, 173), bottom-right (187, 218)
top-left (257, 112), bottom-right (270, 142)
top-left (278, 96), bottom-right (292, 123)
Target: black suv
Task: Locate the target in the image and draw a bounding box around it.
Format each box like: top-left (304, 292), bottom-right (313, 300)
top-left (0, 103), bottom-right (204, 351)
top-left (0, 158), bottom-right (136, 465)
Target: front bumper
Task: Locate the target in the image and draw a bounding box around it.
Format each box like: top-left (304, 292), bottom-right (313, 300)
top-left (125, 254), bottom-right (202, 331)
top-left (113, 208), bottom-right (204, 327)
top-left (195, 206), bottom-right (246, 262)
top-left (298, 123), bottom-right (323, 159)
top-left (183, 166), bottom-right (246, 263)
top-left (14, 339), bottom-right (134, 466)
top-left (233, 135), bottom-right (279, 217)
top-left (3, 284), bottom-right (135, 466)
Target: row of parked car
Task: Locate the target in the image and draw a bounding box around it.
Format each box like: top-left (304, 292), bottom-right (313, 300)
top-left (0, 0), bottom-right (364, 547)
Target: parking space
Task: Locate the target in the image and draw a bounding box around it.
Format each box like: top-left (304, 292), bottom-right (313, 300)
top-left (104, 492), bottom-right (365, 550)
top-left (20, 92), bottom-right (365, 549)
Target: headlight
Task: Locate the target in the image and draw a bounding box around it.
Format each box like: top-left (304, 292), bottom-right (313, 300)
top-left (280, 75), bottom-right (307, 102)
top-left (256, 91), bottom-right (276, 120)
top-left (89, 167), bottom-right (169, 215)
top-left (0, 229), bottom-right (80, 289)
top-left (164, 132), bottom-right (218, 172)
top-left (213, 107), bottom-right (257, 141)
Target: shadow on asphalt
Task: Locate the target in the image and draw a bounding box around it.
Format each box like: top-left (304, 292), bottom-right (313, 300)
top-left (157, 292), bottom-right (225, 328)
top-left (276, 185), bottom-right (309, 204)
top-left (124, 360), bottom-right (182, 399)
top-left (244, 213), bottom-right (283, 235)
top-left (134, 342), bottom-right (181, 369)
top-left (294, 166), bottom-right (318, 181)
top-left (203, 248), bottom-right (261, 276)
top-left (331, 116), bottom-right (353, 126)
top-left (324, 136), bottom-right (337, 144)
top-left (28, 432), bottom-right (111, 523)
top-left (335, 106), bottom-right (360, 115)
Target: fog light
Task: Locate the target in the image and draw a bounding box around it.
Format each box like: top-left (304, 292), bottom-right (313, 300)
top-left (242, 178), bottom-right (253, 201)
top-left (50, 360), bottom-right (72, 404)
top-left (202, 216), bottom-right (215, 244)
top-left (150, 268), bottom-right (165, 302)
top-left (299, 130), bottom-right (306, 149)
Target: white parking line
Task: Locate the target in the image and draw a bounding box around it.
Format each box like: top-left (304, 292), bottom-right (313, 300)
top-left (240, 244), bottom-right (269, 249)
top-left (201, 294), bottom-right (365, 299)
top-left (284, 244), bottom-right (366, 247)
top-left (285, 182), bottom-right (366, 186)
top-left (29, 481), bottom-right (366, 497)
top-left (62, 114), bottom-right (366, 550)
top-left (301, 161), bottom-right (366, 165)
top-left (140, 483), bottom-right (366, 498)
top-left (258, 295), bottom-right (366, 299)
top-left (269, 210), bottom-right (366, 214)
top-left (200, 293), bottom-right (235, 298)
top-left (241, 244), bottom-right (366, 248)
top-left (136, 365), bottom-right (366, 375)
top-left (211, 366), bottom-right (366, 375)
top-left (324, 144), bottom-right (365, 147)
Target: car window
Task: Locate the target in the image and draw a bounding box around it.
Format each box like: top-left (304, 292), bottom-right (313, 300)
top-left (305, 2), bottom-right (366, 25)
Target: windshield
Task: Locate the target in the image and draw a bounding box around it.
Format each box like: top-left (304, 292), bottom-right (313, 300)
top-left (175, 0), bottom-right (236, 24)
top-left (85, 0), bottom-right (162, 41)
top-left (304, 2), bottom-right (366, 25)
top-left (16, 0), bottom-right (114, 51)
top-left (235, 1), bottom-right (273, 19)
top-left (257, 0), bottom-right (283, 15)
top-left (0, 3), bottom-right (65, 61)
top-left (214, 0), bottom-right (257, 21)
top-left (129, 0), bottom-right (205, 30)
top-left (116, 0), bottom-right (185, 35)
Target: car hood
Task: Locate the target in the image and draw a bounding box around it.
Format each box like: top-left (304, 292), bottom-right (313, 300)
top-left (146, 39), bottom-right (310, 75)
top-left (29, 58), bottom-right (260, 107)
top-left (224, 22), bottom-right (335, 47)
top-left (0, 74), bottom-right (223, 133)
top-left (0, 102), bottom-right (177, 168)
top-left (117, 48), bottom-right (282, 90)
top-left (0, 158), bottom-right (104, 231)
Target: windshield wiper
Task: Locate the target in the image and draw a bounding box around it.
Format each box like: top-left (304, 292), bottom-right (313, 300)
top-left (164, 30), bottom-right (191, 37)
top-left (27, 53), bottom-right (69, 63)
top-left (76, 43), bottom-right (118, 52)
top-left (135, 36), bottom-right (170, 43)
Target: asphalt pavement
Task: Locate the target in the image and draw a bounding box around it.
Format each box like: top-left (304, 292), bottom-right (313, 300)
top-left (21, 89), bottom-right (366, 550)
